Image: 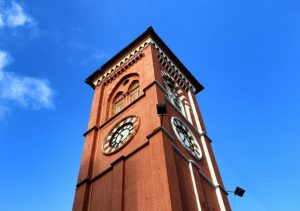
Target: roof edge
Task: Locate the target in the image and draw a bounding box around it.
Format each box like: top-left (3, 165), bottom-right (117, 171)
top-left (85, 26), bottom-right (204, 93)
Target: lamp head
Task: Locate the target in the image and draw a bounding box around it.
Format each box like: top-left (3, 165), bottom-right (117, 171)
top-left (156, 103), bottom-right (167, 115)
top-left (234, 186), bottom-right (245, 197)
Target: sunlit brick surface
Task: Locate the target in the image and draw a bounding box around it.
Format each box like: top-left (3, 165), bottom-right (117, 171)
top-left (73, 28), bottom-right (231, 211)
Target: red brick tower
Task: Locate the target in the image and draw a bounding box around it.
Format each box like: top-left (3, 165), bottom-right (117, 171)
top-left (73, 27), bottom-right (231, 211)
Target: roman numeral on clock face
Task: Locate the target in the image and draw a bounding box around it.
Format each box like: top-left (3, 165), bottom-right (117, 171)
top-left (171, 117), bottom-right (202, 160)
top-left (102, 115), bottom-right (140, 155)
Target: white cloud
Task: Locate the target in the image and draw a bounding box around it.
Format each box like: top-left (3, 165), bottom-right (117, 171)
top-left (1, 73), bottom-right (55, 109)
top-left (0, 50), bottom-right (11, 79)
top-left (6, 1), bottom-right (32, 27)
top-left (0, 50), bottom-right (11, 67)
top-left (0, 13), bottom-right (4, 28)
top-left (0, 50), bottom-right (55, 117)
top-left (0, 0), bottom-right (34, 29)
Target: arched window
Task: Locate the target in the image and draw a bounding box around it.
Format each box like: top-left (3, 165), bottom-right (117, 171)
top-left (113, 93), bottom-right (124, 114)
top-left (164, 80), bottom-right (181, 109)
top-left (129, 82), bottom-right (140, 103)
top-left (106, 73), bottom-right (140, 119)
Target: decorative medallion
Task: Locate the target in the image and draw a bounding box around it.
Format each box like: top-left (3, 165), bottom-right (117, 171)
top-left (102, 115), bottom-right (140, 155)
top-left (171, 117), bottom-right (202, 160)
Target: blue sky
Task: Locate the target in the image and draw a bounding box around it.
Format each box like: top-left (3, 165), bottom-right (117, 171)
top-left (0, 0), bottom-right (299, 210)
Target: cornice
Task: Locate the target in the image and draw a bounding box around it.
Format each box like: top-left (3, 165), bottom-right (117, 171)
top-left (90, 38), bottom-right (197, 93)
top-left (91, 41), bottom-right (150, 87)
top-left (101, 52), bottom-right (144, 86)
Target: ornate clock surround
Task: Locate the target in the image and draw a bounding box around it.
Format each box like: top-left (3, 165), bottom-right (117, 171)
top-left (102, 115), bottom-right (140, 155)
top-left (171, 117), bottom-right (202, 160)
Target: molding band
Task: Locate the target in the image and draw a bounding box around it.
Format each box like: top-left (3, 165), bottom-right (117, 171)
top-left (91, 38), bottom-right (196, 92)
top-left (188, 90), bottom-right (227, 211)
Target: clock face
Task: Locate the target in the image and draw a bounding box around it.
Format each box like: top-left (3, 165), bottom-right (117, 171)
top-left (171, 117), bottom-right (202, 160)
top-left (102, 115), bottom-right (140, 155)
top-left (110, 123), bottom-right (134, 148)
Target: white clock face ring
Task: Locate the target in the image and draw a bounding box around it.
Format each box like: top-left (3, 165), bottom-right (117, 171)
top-left (171, 117), bottom-right (202, 160)
top-left (110, 123), bottom-right (134, 148)
top-left (102, 115), bottom-right (140, 155)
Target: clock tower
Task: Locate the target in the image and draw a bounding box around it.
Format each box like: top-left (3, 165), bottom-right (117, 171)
top-left (73, 27), bottom-right (231, 211)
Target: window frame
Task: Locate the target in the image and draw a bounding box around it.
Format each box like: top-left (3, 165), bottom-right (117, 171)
top-left (113, 93), bottom-right (125, 115)
top-left (129, 82), bottom-right (140, 103)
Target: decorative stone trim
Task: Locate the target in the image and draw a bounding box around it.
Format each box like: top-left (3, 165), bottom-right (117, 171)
top-left (161, 70), bottom-right (192, 122)
top-left (92, 38), bottom-right (196, 92)
top-left (159, 56), bottom-right (191, 92)
top-left (102, 115), bottom-right (140, 155)
top-left (92, 41), bottom-right (150, 86)
top-left (101, 53), bottom-right (144, 86)
top-left (161, 70), bottom-right (190, 104)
